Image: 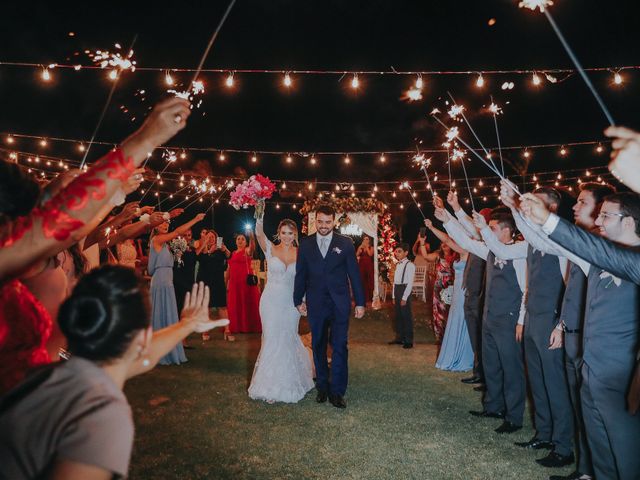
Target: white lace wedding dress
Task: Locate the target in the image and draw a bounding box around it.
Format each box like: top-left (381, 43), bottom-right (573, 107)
top-left (248, 240), bottom-right (314, 403)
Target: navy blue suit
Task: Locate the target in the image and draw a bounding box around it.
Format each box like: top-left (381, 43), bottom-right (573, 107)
top-left (294, 232), bottom-right (365, 396)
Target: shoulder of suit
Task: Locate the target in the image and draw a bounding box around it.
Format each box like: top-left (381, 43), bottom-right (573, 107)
top-left (333, 232), bottom-right (353, 244)
top-left (301, 234), bottom-right (316, 244)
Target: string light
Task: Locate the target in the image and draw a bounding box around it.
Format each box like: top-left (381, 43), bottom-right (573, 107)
top-left (596, 144), bottom-right (604, 153)
top-left (286, 154), bottom-right (293, 164)
top-left (475, 74), bottom-right (485, 88)
top-left (165, 71), bottom-right (174, 86)
top-left (251, 154), bottom-right (258, 163)
top-left (532, 72), bottom-right (542, 86)
top-left (283, 72), bottom-right (292, 88)
top-left (310, 156), bottom-right (317, 165)
top-left (219, 152), bottom-right (226, 161)
top-left (613, 71), bottom-right (623, 85)
top-left (415, 75), bottom-right (423, 89)
top-left (379, 154), bottom-right (386, 163)
top-left (344, 155), bottom-right (351, 164)
top-left (560, 146), bottom-right (567, 156)
top-left (6, 136), bottom-right (14, 144)
top-left (41, 67), bottom-right (51, 82)
top-left (523, 149), bottom-right (531, 158)
top-left (225, 72), bottom-right (234, 87)
top-left (39, 139), bottom-right (47, 147)
top-left (281, 182), bottom-right (287, 189)
top-left (351, 74), bottom-right (359, 89)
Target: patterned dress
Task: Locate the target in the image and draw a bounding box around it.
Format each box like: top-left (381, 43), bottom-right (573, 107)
top-left (431, 253), bottom-right (456, 343)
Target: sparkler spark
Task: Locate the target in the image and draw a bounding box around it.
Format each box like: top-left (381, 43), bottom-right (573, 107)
top-left (488, 103), bottom-right (503, 115)
top-left (451, 148), bottom-right (466, 161)
top-left (403, 87), bottom-right (423, 101)
top-left (445, 126), bottom-right (460, 142)
top-left (448, 104), bottom-right (465, 120)
top-left (519, 0), bottom-right (553, 12)
top-left (89, 44), bottom-right (136, 71)
top-left (430, 108), bottom-right (441, 115)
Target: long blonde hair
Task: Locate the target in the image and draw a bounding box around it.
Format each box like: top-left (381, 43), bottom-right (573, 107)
top-left (276, 219), bottom-right (299, 247)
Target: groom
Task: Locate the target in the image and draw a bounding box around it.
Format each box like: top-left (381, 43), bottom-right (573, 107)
top-left (294, 204), bottom-right (366, 409)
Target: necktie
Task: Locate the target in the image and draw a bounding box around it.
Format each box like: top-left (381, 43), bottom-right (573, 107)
top-left (320, 238), bottom-right (328, 258)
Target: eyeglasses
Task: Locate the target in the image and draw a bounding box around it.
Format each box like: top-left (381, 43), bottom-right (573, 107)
top-left (597, 211), bottom-right (626, 220)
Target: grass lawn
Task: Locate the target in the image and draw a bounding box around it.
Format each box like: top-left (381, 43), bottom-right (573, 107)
top-left (125, 301), bottom-right (574, 479)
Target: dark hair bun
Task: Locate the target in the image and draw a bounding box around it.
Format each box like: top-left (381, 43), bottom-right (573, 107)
top-left (58, 265), bottom-right (151, 362)
top-left (60, 295), bottom-right (111, 346)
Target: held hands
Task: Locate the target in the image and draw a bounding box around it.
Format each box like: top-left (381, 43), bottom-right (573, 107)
top-left (149, 211), bottom-right (166, 226)
top-left (605, 126), bottom-right (640, 193)
top-left (355, 306), bottom-right (365, 319)
top-left (120, 201), bottom-right (141, 221)
top-left (424, 218), bottom-right (433, 229)
top-left (194, 213), bottom-right (206, 223)
top-left (181, 282), bottom-right (229, 332)
top-left (169, 208), bottom-right (184, 218)
top-left (123, 168), bottom-right (146, 195)
top-left (433, 195), bottom-right (445, 210)
top-left (138, 206), bottom-right (155, 216)
top-left (447, 190), bottom-right (461, 211)
top-left (472, 211), bottom-right (487, 229)
top-left (519, 193), bottom-right (551, 225)
top-left (296, 302), bottom-right (308, 316)
top-left (137, 97), bottom-right (192, 148)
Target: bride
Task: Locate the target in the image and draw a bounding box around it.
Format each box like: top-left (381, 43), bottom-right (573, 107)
top-left (248, 214), bottom-right (314, 403)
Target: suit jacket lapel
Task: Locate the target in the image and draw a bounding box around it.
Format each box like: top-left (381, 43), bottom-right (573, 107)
top-left (310, 234), bottom-right (324, 262)
top-left (324, 233), bottom-right (340, 266)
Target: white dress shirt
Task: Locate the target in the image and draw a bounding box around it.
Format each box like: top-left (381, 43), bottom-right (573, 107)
top-left (316, 230), bottom-right (333, 258)
top-left (392, 258), bottom-right (415, 301)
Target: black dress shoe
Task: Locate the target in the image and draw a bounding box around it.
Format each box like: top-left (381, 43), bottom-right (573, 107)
top-left (461, 375), bottom-right (483, 384)
top-left (402, 343), bottom-right (413, 349)
top-left (387, 339), bottom-right (403, 345)
top-left (316, 390), bottom-right (328, 403)
top-left (329, 394), bottom-right (346, 409)
top-left (514, 437), bottom-right (554, 450)
top-left (549, 470), bottom-right (592, 480)
top-left (494, 421), bottom-right (522, 434)
top-left (469, 410), bottom-right (504, 419)
top-left (473, 384), bottom-right (486, 392)
top-left (536, 451), bottom-right (575, 468)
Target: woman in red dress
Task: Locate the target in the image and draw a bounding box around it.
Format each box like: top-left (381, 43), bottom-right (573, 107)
top-left (226, 231), bottom-right (262, 338)
top-left (422, 243), bottom-right (458, 344)
top-left (357, 235), bottom-right (375, 306)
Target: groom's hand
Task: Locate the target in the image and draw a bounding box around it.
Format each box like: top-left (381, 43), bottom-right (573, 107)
top-left (355, 306), bottom-right (365, 319)
top-left (296, 302), bottom-right (307, 316)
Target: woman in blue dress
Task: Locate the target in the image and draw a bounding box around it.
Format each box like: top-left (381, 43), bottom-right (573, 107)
top-left (149, 213), bottom-right (205, 365)
top-left (423, 219), bottom-right (474, 372)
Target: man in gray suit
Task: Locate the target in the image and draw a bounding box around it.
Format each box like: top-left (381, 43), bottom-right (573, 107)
top-left (522, 192), bottom-right (640, 480)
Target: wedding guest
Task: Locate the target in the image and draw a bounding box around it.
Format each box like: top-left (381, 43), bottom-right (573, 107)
top-left (227, 231), bottom-right (262, 336)
top-left (483, 185), bottom-right (576, 469)
top-left (423, 219), bottom-right (473, 372)
top-left (412, 236), bottom-right (430, 267)
top-left (174, 228), bottom-right (197, 313)
top-left (196, 230), bottom-right (231, 340)
top-left (149, 213), bottom-right (205, 364)
top-left (357, 234), bottom-right (375, 305)
top-left (439, 206), bottom-right (527, 434)
top-left (421, 241), bottom-right (457, 344)
top-left (521, 191), bottom-right (640, 480)
top-left (388, 243), bottom-right (416, 349)
top-left (0, 267), bottom-right (224, 480)
top-left (443, 193), bottom-right (489, 386)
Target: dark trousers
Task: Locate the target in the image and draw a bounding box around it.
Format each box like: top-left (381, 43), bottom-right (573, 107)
top-left (308, 297), bottom-right (350, 396)
top-left (463, 294), bottom-right (484, 380)
top-left (482, 319), bottom-right (526, 425)
top-left (564, 333), bottom-right (593, 476)
top-left (581, 363), bottom-right (640, 480)
top-left (523, 315), bottom-right (574, 456)
top-left (393, 284), bottom-right (413, 344)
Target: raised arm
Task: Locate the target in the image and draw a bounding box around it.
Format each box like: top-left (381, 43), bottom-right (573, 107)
top-left (440, 209), bottom-right (489, 260)
top-left (153, 213), bottom-right (205, 249)
top-left (0, 98), bottom-right (192, 282)
top-left (255, 217), bottom-right (269, 254)
top-left (447, 190), bottom-right (481, 240)
top-left (424, 218), bottom-right (466, 256)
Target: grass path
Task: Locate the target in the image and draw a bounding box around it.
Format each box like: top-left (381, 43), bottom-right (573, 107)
top-left (126, 302), bottom-right (574, 479)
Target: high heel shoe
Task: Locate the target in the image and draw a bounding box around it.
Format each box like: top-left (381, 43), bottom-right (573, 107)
top-left (224, 332), bottom-right (236, 342)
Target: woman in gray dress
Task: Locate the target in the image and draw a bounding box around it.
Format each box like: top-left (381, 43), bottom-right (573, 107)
top-left (149, 213), bottom-right (205, 364)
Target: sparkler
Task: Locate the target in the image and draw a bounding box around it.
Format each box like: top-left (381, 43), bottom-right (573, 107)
top-left (79, 35), bottom-right (138, 170)
top-left (139, 149), bottom-right (179, 203)
top-left (519, 0), bottom-right (615, 126)
top-left (413, 152), bottom-right (435, 199)
top-left (203, 180), bottom-right (234, 215)
top-left (400, 181), bottom-right (426, 219)
top-left (451, 146), bottom-right (475, 211)
top-left (489, 95), bottom-right (505, 176)
top-left (170, 0), bottom-right (237, 123)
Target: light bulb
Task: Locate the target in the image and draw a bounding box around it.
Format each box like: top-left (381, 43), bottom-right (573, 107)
top-left (379, 154), bottom-right (386, 163)
top-left (532, 72), bottom-right (541, 86)
top-left (283, 73), bottom-right (292, 87)
top-left (614, 72), bottom-right (623, 85)
top-left (165, 72), bottom-right (174, 86)
top-left (286, 155), bottom-right (292, 164)
top-left (251, 154), bottom-right (257, 163)
top-left (41, 68), bottom-right (51, 81)
top-left (225, 73), bottom-right (234, 87)
top-left (415, 75), bottom-right (423, 89)
top-left (476, 74), bottom-right (484, 88)
top-left (344, 155), bottom-right (351, 164)
top-left (219, 152), bottom-right (226, 161)
top-left (351, 74), bottom-right (359, 89)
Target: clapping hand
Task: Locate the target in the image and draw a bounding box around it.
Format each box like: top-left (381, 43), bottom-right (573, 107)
top-left (181, 282), bottom-right (229, 332)
top-left (520, 193), bottom-right (551, 225)
top-left (472, 211), bottom-right (487, 229)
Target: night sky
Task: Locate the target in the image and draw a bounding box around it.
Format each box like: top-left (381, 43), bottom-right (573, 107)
top-left (1, 0), bottom-right (638, 248)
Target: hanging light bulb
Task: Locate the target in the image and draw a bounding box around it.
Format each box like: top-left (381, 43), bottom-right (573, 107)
top-left (344, 155), bottom-right (351, 164)
top-left (476, 74), bottom-right (485, 88)
top-left (379, 154), bottom-right (386, 163)
top-left (335, 184), bottom-right (340, 191)
top-left (286, 155), bottom-right (293, 164)
top-left (310, 156), bottom-right (317, 165)
top-left (533, 175), bottom-right (538, 181)
top-left (451, 180), bottom-right (456, 187)
top-left (219, 152), bottom-right (226, 161)
top-left (392, 192), bottom-right (397, 198)
top-left (276, 203), bottom-right (280, 210)
top-left (351, 74), bottom-right (359, 89)
top-left (165, 71), bottom-right (174, 86)
top-left (6, 135), bottom-right (14, 144)
top-left (281, 182), bottom-right (287, 189)
top-left (39, 139), bottom-right (47, 147)
top-left (400, 204), bottom-right (404, 209)
top-left (560, 146), bottom-right (567, 156)
top-left (225, 72), bottom-right (234, 87)
top-left (532, 72), bottom-right (541, 86)
top-left (557, 173), bottom-right (563, 179)
top-left (251, 154), bottom-right (258, 163)
top-left (523, 149), bottom-right (531, 158)
top-left (415, 75), bottom-right (423, 89)
top-left (307, 183), bottom-right (313, 190)
top-left (586, 170), bottom-right (591, 177)
top-left (373, 185), bottom-right (378, 192)
top-left (180, 151), bottom-right (187, 160)
top-left (283, 72), bottom-right (292, 88)
top-left (478, 179), bottom-right (484, 186)
top-left (41, 67), bottom-right (51, 81)
top-left (596, 144), bottom-right (604, 153)
top-left (614, 71), bottom-right (623, 85)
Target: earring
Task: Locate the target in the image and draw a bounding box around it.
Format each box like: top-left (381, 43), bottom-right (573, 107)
top-left (142, 358), bottom-right (150, 367)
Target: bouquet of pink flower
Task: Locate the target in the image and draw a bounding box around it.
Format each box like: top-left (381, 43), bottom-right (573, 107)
top-left (229, 174), bottom-right (276, 219)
